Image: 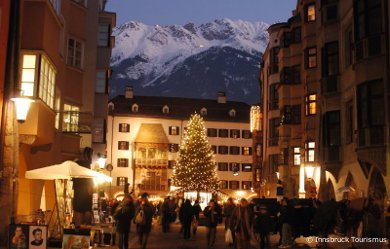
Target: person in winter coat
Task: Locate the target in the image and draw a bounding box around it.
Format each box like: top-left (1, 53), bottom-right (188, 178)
top-left (230, 198), bottom-right (253, 249)
top-left (223, 197), bottom-right (236, 246)
top-left (180, 199), bottom-right (194, 240)
top-left (160, 197), bottom-right (171, 233)
top-left (192, 199), bottom-right (202, 235)
top-left (204, 199), bottom-right (222, 248)
top-left (254, 205), bottom-right (272, 249)
top-left (113, 194), bottom-right (135, 249)
top-left (278, 197), bottom-right (293, 248)
top-left (135, 192), bottom-right (154, 249)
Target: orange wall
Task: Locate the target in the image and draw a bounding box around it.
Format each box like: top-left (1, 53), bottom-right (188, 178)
top-left (0, 0), bottom-right (10, 123)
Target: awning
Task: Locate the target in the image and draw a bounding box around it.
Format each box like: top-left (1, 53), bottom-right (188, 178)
top-left (25, 160), bottom-right (112, 182)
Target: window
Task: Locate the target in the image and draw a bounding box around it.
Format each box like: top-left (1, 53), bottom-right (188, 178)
top-left (119, 123), bottom-right (130, 132)
top-left (292, 27), bottom-right (301, 43)
top-left (168, 160), bottom-right (176, 169)
top-left (63, 104), bottom-right (79, 132)
top-left (269, 47), bottom-right (280, 74)
top-left (118, 141), bottom-right (129, 150)
top-left (200, 107), bottom-right (207, 116)
top-left (162, 105), bottom-right (169, 114)
top-left (242, 181), bottom-right (252, 190)
top-left (281, 105), bottom-right (301, 125)
top-left (293, 147), bottom-right (301, 166)
top-left (207, 128), bottom-right (217, 137)
top-left (229, 181), bottom-right (240, 190)
top-left (305, 47), bottom-right (317, 68)
top-left (357, 80), bottom-right (385, 146)
top-left (323, 42), bottom-right (339, 77)
top-left (211, 145), bottom-right (217, 154)
top-left (242, 130), bottom-right (252, 139)
top-left (269, 154), bottom-right (279, 180)
top-left (218, 129), bottom-right (229, 138)
top-left (169, 144), bottom-right (179, 153)
top-left (242, 147), bottom-right (252, 156)
top-left (218, 146), bottom-right (228, 154)
top-left (230, 129), bottom-right (240, 138)
top-left (220, 181), bottom-right (229, 190)
top-left (230, 163), bottom-right (240, 172)
top-left (345, 28), bottom-right (353, 67)
top-left (117, 177), bottom-right (128, 186)
top-left (96, 71), bottom-right (107, 93)
top-left (72, 0), bottom-right (87, 6)
top-left (305, 94), bottom-right (317, 116)
top-left (98, 23), bottom-right (110, 47)
top-left (323, 4), bottom-right (338, 22)
top-left (345, 100), bottom-right (353, 144)
top-left (228, 109), bottom-right (236, 117)
top-left (92, 119), bottom-right (105, 143)
top-left (324, 111), bottom-right (341, 146)
top-left (306, 4), bottom-right (316, 22)
top-left (218, 163), bottom-right (228, 171)
top-left (50, 0), bottom-right (61, 15)
top-left (242, 163), bottom-right (252, 172)
top-left (305, 141), bottom-right (315, 162)
top-left (229, 146), bottom-right (240, 155)
top-left (117, 158), bottom-right (129, 168)
top-left (281, 65), bottom-right (300, 84)
top-left (269, 84), bottom-right (279, 110)
top-left (20, 54), bottom-right (57, 109)
top-left (169, 126), bottom-right (180, 135)
top-left (67, 38), bottom-right (83, 68)
top-left (132, 104), bottom-right (139, 112)
top-left (54, 95), bottom-right (61, 129)
top-left (269, 118), bottom-right (280, 146)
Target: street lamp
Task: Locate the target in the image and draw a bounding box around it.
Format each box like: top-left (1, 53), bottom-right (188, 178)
top-left (11, 97), bottom-right (34, 122)
top-left (305, 165), bottom-right (315, 180)
top-left (97, 154), bottom-right (107, 169)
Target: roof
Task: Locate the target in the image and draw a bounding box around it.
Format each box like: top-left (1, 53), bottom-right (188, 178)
top-left (135, 124), bottom-right (169, 144)
top-left (109, 95), bottom-right (251, 123)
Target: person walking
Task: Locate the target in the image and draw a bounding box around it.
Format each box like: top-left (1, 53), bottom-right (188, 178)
top-left (254, 205), bottom-right (272, 249)
top-left (180, 199), bottom-right (194, 240)
top-left (160, 197), bottom-right (171, 233)
top-left (135, 192), bottom-right (154, 249)
top-left (192, 199), bottom-right (202, 236)
top-left (204, 199), bottom-right (221, 248)
top-left (278, 197), bottom-right (293, 248)
top-left (223, 197), bottom-right (236, 246)
top-left (113, 194), bottom-right (135, 249)
top-left (230, 198), bottom-right (253, 249)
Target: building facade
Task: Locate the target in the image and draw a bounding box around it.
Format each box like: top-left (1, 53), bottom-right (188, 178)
top-left (106, 88), bottom-right (255, 201)
top-left (0, 0), bottom-right (115, 242)
top-left (260, 0), bottom-right (390, 204)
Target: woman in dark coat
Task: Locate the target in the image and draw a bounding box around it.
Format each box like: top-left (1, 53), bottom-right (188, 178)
top-left (113, 194), bottom-right (135, 249)
top-left (180, 199), bottom-right (194, 240)
top-left (135, 193), bottom-right (154, 249)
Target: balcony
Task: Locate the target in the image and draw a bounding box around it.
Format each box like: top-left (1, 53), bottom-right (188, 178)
top-left (136, 158), bottom-right (168, 169)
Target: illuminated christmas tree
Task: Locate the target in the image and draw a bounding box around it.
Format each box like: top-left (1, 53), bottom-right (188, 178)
top-left (172, 113), bottom-right (219, 196)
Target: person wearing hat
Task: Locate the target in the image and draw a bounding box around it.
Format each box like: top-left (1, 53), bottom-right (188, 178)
top-left (254, 205), bottom-right (272, 249)
top-left (135, 192), bottom-right (154, 249)
top-left (204, 199), bottom-right (222, 248)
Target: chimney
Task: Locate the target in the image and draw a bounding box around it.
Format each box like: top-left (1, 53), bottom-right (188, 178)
top-left (125, 86), bottom-right (134, 99)
top-left (217, 91), bottom-right (226, 104)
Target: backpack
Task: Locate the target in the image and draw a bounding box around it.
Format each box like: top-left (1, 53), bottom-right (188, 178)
top-left (134, 207), bottom-right (146, 225)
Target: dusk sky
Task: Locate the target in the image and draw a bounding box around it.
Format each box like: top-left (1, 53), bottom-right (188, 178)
top-left (106, 0), bottom-right (297, 26)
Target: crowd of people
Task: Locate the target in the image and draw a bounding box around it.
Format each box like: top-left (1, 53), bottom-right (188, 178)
top-left (108, 193), bottom-right (389, 249)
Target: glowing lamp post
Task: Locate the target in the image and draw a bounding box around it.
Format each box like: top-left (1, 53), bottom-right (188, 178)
top-left (97, 154), bottom-right (107, 169)
top-left (11, 97), bottom-right (34, 122)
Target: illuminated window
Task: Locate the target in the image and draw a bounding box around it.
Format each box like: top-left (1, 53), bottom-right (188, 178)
top-left (305, 142), bottom-right (315, 162)
top-left (169, 126), bottom-right (179, 135)
top-left (306, 47), bottom-right (317, 68)
top-left (118, 141), bottom-right (129, 150)
top-left (20, 54), bottom-right (37, 97)
top-left (67, 38), bottom-right (83, 68)
top-left (229, 109), bottom-right (236, 117)
top-left (119, 123), bottom-right (130, 132)
top-left (63, 104), bottom-right (79, 132)
top-left (132, 104), bottom-right (139, 112)
top-left (242, 163), bottom-right (252, 172)
top-left (305, 94), bottom-right (317, 116)
top-left (39, 55), bottom-right (56, 108)
top-left (242, 147), bottom-right (252, 156)
top-left (293, 147), bottom-right (301, 165)
top-left (117, 177), bottom-right (128, 186)
top-left (306, 4), bottom-right (316, 22)
top-left (54, 94), bottom-right (61, 129)
top-left (242, 181), bottom-right (252, 190)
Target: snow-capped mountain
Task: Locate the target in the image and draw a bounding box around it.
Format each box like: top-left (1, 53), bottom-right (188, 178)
top-left (110, 18), bottom-right (269, 104)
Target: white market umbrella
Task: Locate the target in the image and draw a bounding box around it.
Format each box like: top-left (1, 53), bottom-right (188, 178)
top-left (25, 160), bottom-right (112, 182)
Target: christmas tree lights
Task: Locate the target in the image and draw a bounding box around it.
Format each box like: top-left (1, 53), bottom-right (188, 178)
top-left (172, 113), bottom-right (219, 195)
